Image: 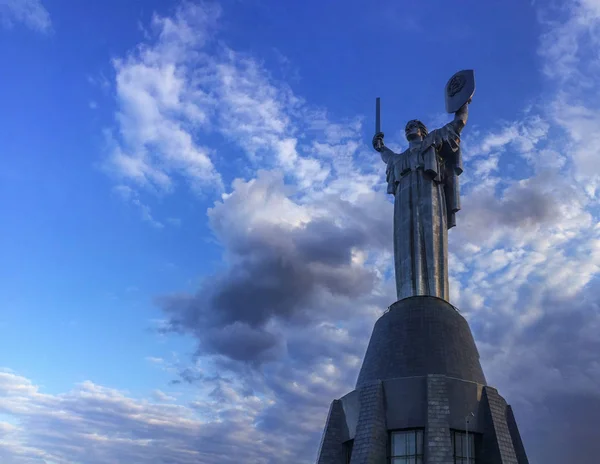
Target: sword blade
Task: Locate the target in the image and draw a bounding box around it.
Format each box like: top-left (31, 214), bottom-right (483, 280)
top-left (375, 97), bottom-right (381, 133)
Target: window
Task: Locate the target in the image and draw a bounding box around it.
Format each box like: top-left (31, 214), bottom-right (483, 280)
top-left (390, 429), bottom-right (424, 464)
top-left (343, 439), bottom-right (353, 464)
top-left (452, 430), bottom-right (475, 464)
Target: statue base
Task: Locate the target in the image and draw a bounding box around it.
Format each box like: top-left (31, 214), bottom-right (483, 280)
top-left (315, 296), bottom-right (528, 464)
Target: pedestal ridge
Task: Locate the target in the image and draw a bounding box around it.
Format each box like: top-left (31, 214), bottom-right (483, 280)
top-left (356, 296), bottom-right (486, 389)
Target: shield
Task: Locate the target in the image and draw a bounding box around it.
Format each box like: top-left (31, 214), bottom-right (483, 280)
top-left (445, 70), bottom-right (475, 113)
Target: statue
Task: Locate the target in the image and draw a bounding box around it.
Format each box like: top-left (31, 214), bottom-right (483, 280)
top-left (373, 70), bottom-right (475, 302)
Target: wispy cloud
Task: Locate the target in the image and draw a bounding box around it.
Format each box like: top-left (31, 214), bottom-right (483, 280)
top-left (105, 3), bottom-right (223, 197)
top-left (0, 0), bottom-right (51, 33)
top-left (113, 184), bottom-right (164, 229)
top-left (103, 2), bottom-right (375, 228)
top-left (152, 389), bottom-right (177, 402)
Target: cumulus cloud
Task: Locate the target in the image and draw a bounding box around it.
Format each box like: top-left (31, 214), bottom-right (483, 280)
top-left (0, 0), bottom-right (51, 33)
top-left (158, 170), bottom-right (391, 363)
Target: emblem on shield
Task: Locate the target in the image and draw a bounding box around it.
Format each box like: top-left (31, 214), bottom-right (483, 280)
top-left (445, 70), bottom-right (475, 113)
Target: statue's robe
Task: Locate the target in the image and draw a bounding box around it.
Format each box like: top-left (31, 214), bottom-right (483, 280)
top-left (382, 121), bottom-right (463, 302)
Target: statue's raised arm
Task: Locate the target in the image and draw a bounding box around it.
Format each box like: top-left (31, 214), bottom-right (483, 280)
top-left (432, 69), bottom-right (475, 144)
top-left (452, 100), bottom-right (469, 132)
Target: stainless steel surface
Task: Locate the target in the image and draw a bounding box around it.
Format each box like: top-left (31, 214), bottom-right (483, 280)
top-left (445, 69), bottom-right (475, 113)
top-left (376, 97), bottom-right (381, 133)
top-left (375, 72), bottom-right (472, 302)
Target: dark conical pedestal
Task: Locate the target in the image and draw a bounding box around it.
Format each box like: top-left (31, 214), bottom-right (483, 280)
top-left (316, 296), bottom-right (528, 464)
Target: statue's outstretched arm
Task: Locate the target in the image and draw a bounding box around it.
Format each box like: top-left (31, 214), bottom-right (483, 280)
top-left (372, 132), bottom-right (395, 164)
top-left (380, 145), bottom-right (395, 164)
top-left (452, 101), bottom-right (469, 133)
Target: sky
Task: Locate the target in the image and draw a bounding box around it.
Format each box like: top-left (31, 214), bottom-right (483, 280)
top-left (1, 0), bottom-right (600, 462)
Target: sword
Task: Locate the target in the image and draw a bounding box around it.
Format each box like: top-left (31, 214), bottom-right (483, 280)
top-left (375, 97), bottom-right (382, 150)
top-left (376, 97), bottom-right (381, 134)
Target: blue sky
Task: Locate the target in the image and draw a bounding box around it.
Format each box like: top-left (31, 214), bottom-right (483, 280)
top-left (1, 0), bottom-right (600, 463)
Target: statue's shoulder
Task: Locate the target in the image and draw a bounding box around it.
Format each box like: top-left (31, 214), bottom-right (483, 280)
top-left (387, 147), bottom-right (409, 160)
top-left (426, 125), bottom-right (448, 139)
top-left (423, 125), bottom-right (455, 150)
top-left (422, 130), bottom-right (439, 149)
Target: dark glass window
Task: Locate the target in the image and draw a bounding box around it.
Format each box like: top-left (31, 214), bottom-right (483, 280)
top-left (452, 430), bottom-right (475, 463)
top-left (390, 429), bottom-right (424, 464)
top-left (343, 439), bottom-right (353, 464)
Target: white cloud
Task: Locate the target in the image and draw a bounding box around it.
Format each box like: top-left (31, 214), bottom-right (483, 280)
top-left (104, 2), bottom-right (379, 229)
top-left (152, 389), bottom-right (177, 402)
top-left (0, 362), bottom-right (366, 464)
top-left (105, 3), bottom-right (223, 197)
top-left (0, 370), bottom-right (275, 463)
top-left (0, 0), bottom-right (51, 33)
top-left (113, 184), bottom-right (164, 229)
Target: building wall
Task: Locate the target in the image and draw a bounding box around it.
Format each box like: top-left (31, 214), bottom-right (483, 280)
top-left (384, 377), bottom-right (426, 430)
top-left (340, 376), bottom-right (485, 440)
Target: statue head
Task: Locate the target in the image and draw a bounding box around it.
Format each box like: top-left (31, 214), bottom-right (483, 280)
top-left (405, 119), bottom-right (428, 141)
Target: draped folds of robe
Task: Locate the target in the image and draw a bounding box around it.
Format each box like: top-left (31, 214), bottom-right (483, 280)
top-left (383, 121), bottom-right (463, 302)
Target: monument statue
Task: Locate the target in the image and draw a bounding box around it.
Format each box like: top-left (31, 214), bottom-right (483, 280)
top-left (317, 70), bottom-right (529, 464)
top-left (372, 70), bottom-right (475, 302)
